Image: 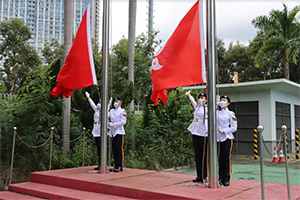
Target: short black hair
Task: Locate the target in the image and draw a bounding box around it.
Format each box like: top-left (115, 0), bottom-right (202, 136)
top-left (198, 92), bottom-right (207, 99)
top-left (115, 97), bottom-right (123, 102)
top-left (220, 95), bottom-right (230, 103)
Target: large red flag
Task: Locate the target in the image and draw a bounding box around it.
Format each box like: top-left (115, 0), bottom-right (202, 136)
top-left (150, 0), bottom-right (206, 105)
top-left (50, 3), bottom-right (97, 98)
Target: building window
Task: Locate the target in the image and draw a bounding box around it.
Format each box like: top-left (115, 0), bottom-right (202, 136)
top-left (229, 101), bottom-right (259, 155)
top-left (276, 102), bottom-right (291, 145)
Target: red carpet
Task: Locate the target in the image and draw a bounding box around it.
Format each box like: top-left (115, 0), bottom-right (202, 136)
top-left (1, 166), bottom-right (300, 199)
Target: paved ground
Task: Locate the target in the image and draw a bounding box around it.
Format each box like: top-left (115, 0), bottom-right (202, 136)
top-left (5, 166), bottom-right (300, 200)
top-left (167, 155), bottom-right (300, 186)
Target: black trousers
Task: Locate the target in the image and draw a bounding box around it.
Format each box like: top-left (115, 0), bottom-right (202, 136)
top-left (112, 134), bottom-right (124, 168)
top-left (192, 135), bottom-right (208, 179)
top-left (94, 137), bottom-right (101, 166)
top-left (218, 139), bottom-right (233, 182)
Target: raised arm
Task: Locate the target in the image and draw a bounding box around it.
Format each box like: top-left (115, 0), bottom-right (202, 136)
top-left (186, 90), bottom-right (197, 109)
top-left (86, 91), bottom-right (97, 112)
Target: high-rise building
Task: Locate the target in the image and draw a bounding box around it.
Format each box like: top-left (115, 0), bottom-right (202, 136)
top-left (0, 0), bottom-right (100, 56)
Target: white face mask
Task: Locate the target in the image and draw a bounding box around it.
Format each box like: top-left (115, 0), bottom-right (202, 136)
top-left (114, 102), bottom-right (119, 108)
top-left (219, 100), bottom-right (227, 108)
top-left (97, 103), bottom-right (101, 109)
top-left (198, 99), bottom-right (205, 105)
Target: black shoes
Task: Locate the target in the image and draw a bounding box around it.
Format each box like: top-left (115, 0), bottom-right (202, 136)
top-left (219, 179), bottom-right (230, 186)
top-left (94, 166), bottom-right (99, 170)
top-left (109, 167), bottom-right (123, 172)
top-left (222, 181), bottom-right (230, 186)
top-left (192, 177), bottom-right (203, 183)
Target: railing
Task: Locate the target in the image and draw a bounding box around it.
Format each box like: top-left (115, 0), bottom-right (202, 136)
top-left (256, 125), bottom-right (291, 200)
top-left (9, 127), bottom-right (86, 185)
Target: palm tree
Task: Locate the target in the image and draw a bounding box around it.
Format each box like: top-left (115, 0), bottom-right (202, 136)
top-left (252, 4), bottom-right (300, 80)
top-left (62, 0), bottom-right (74, 150)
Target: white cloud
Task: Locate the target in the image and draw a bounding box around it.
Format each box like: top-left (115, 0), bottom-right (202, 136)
top-left (107, 0), bottom-right (300, 49)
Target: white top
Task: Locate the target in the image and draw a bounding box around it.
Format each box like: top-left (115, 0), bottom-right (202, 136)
top-left (88, 98), bottom-right (101, 137)
top-left (108, 107), bottom-right (127, 137)
top-left (216, 108), bottom-right (237, 142)
top-left (187, 95), bottom-right (208, 137)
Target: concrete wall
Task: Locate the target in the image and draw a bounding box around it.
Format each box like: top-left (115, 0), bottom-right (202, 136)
top-left (271, 89), bottom-right (300, 152)
top-left (221, 88), bottom-right (299, 157)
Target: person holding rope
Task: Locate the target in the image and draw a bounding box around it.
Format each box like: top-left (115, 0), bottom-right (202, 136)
top-left (217, 95), bottom-right (237, 186)
top-left (108, 97), bottom-right (127, 173)
top-left (85, 91), bottom-right (112, 170)
top-left (186, 90), bottom-right (208, 183)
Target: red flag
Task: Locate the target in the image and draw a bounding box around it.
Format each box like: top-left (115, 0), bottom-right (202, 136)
top-left (50, 3), bottom-right (97, 98)
top-left (150, 0), bottom-right (206, 105)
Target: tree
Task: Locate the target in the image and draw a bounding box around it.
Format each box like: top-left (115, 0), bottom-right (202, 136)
top-left (216, 39), bottom-right (230, 84)
top-left (217, 41), bottom-right (258, 83)
top-left (110, 32), bottom-right (161, 107)
top-left (128, 0), bottom-right (137, 112)
top-left (0, 63), bottom-right (63, 185)
top-left (0, 19), bottom-right (42, 94)
top-left (126, 88), bottom-right (196, 170)
top-left (252, 4), bottom-right (300, 80)
top-left (42, 39), bottom-right (64, 65)
top-left (224, 42), bottom-right (258, 82)
top-left (249, 31), bottom-right (284, 80)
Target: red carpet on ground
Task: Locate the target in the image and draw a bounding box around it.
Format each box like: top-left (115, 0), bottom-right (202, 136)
top-left (1, 166), bottom-right (300, 199)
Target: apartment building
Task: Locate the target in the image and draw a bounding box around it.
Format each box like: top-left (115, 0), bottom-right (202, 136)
top-left (0, 0), bottom-right (100, 55)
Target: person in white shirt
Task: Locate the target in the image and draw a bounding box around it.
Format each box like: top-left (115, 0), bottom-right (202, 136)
top-left (108, 97), bottom-right (127, 172)
top-left (186, 91), bottom-right (208, 183)
top-left (217, 95), bottom-right (237, 186)
top-left (85, 91), bottom-right (102, 170)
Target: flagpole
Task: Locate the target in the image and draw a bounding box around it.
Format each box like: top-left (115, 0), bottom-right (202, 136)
top-left (100, 0), bottom-right (110, 174)
top-left (206, 0), bottom-right (218, 188)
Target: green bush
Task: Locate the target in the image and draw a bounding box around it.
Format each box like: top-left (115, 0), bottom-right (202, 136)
top-left (123, 88), bottom-right (204, 170)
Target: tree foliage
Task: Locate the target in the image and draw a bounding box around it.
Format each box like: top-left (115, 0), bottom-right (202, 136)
top-left (42, 39), bottom-right (64, 65)
top-left (124, 88), bottom-right (198, 170)
top-left (109, 32), bottom-right (162, 106)
top-left (0, 18), bottom-right (42, 94)
top-left (252, 4), bottom-right (300, 80)
top-left (217, 40), bottom-right (262, 83)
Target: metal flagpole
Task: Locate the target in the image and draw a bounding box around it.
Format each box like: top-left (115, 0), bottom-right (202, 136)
top-left (148, 0), bottom-right (153, 43)
top-left (100, 0), bottom-right (110, 174)
top-left (206, 0), bottom-right (218, 188)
